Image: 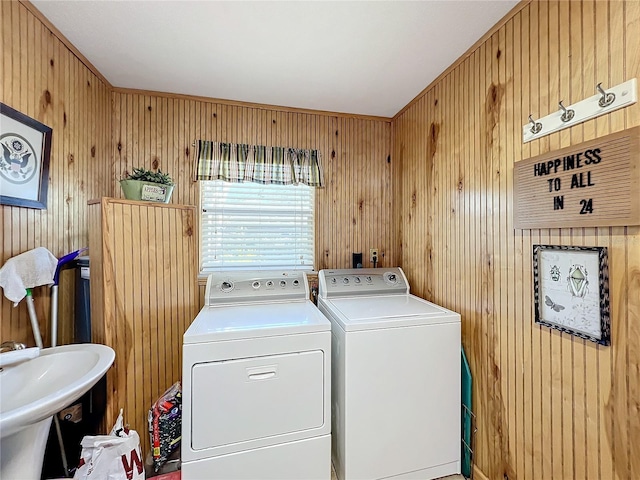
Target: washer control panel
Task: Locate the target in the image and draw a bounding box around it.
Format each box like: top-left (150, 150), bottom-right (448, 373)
top-left (318, 267), bottom-right (409, 298)
top-left (205, 271), bottom-right (308, 305)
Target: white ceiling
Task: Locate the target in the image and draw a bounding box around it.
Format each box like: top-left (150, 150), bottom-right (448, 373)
top-left (32, 0), bottom-right (519, 118)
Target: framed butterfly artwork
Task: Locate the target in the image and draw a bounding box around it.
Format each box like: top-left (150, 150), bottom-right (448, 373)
top-left (533, 244), bottom-right (610, 346)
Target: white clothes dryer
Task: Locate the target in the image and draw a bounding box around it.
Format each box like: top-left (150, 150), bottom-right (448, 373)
top-left (318, 267), bottom-right (461, 480)
top-left (182, 271), bottom-right (331, 479)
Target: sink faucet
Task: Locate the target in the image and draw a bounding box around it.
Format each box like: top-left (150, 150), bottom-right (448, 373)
top-left (0, 341), bottom-right (27, 354)
top-left (0, 342), bottom-right (38, 370)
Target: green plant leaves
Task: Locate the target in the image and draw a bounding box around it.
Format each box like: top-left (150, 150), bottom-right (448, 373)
top-left (124, 167), bottom-right (174, 185)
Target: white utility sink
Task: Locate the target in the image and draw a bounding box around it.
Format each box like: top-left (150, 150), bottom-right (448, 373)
top-left (0, 343), bottom-right (115, 479)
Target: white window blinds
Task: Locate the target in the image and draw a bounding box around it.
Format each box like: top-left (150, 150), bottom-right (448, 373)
top-left (200, 180), bottom-right (315, 272)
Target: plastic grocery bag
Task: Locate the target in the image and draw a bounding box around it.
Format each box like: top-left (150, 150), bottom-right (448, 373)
top-left (148, 381), bottom-right (182, 472)
top-left (73, 409), bottom-right (145, 480)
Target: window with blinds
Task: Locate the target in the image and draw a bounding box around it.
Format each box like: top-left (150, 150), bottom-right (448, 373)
top-left (200, 180), bottom-right (315, 272)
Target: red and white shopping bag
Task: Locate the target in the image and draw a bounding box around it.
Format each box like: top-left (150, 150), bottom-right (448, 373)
top-left (73, 409), bottom-right (145, 480)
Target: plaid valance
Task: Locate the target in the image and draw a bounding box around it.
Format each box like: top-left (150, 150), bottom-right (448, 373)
top-left (193, 140), bottom-right (324, 187)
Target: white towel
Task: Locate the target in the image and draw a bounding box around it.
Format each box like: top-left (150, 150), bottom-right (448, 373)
top-left (0, 247), bottom-right (58, 304)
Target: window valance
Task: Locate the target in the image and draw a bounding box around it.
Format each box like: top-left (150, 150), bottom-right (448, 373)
top-left (193, 140), bottom-right (324, 187)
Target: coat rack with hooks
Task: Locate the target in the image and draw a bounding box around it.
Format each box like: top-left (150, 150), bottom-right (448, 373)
top-left (523, 78), bottom-right (637, 143)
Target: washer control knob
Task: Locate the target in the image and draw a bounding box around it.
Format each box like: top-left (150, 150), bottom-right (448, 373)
top-left (343, 277), bottom-right (349, 284)
top-left (266, 280), bottom-right (274, 287)
top-left (384, 272), bottom-right (398, 285)
top-left (220, 281), bottom-right (234, 292)
top-left (280, 280), bottom-right (287, 287)
top-left (252, 281), bottom-right (261, 289)
top-left (354, 276), bottom-right (361, 284)
top-left (292, 279), bottom-right (300, 286)
top-left (331, 277), bottom-right (337, 284)
top-left (366, 276), bottom-right (372, 283)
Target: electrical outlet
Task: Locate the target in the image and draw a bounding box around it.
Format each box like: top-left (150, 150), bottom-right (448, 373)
top-left (370, 248), bottom-right (378, 263)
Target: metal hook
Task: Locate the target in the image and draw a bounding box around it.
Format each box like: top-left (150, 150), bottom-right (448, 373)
top-left (558, 101), bottom-right (575, 122)
top-left (596, 83), bottom-right (615, 107)
top-left (528, 114), bottom-right (542, 134)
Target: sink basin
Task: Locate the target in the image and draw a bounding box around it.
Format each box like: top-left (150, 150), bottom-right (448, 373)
top-left (0, 343), bottom-right (115, 439)
top-left (0, 343), bottom-right (115, 480)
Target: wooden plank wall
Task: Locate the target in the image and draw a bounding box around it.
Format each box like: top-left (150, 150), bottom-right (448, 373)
top-left (392, 1), bottom-right (640, 479)
top-left (2, 1), bottom-right (393, 343)
top-left (1, 1), bottom-right (111, 347)
top-left (111, 91), bottom-right (394, 305)
top-left (2, 6), bottom-right (394, 458)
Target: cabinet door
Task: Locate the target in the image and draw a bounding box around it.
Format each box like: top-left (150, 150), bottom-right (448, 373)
top-left (89, 198), bottom-right (197, 456)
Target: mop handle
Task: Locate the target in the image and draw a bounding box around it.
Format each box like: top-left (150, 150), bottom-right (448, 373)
top-left (25, 288), bottom-right (44, 349)
top-left (53, 247), bottom-right (88, 285)
top-left (50, 247), bottom-right (87, 349)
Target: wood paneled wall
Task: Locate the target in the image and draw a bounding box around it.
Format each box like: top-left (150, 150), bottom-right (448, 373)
top-left (2, 2), bottom-right (393, 346)
top-left (393, 1), bottom-right (640, 479)
top-left (1, 1), bottom-right (111, 347)
top-left (10, 1), bottom-right (639, 478)
top-left (111, 91), bottom-right (394, 287)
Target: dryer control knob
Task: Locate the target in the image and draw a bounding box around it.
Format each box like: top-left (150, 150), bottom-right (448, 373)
top-left (343, 277), bottom-right (349, 284)
top-left (220, 281), bottom-right (234, 292)
top-left (279, 280), bottom-right (287, 287)
top-left (331, 277), bottom-right (337, 284)
top-left (252, 281), bottom-right (261, 289)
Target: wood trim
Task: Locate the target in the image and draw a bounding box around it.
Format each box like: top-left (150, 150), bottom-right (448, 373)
top-left (88, 197), bottom-right (195, 211)
top-left (20, 0), bottom-right (524, 123)
top-left (111, 86), bottom-right (393, 122)
top-left (20, 0), bottom-right (113, 89)
top-left (393, 0), bottom-right (532, 120)
top-left (473, 465), bottom-right (491, 480)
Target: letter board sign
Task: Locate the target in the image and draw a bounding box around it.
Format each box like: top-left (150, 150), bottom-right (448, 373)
top-left (513, 127), bottom-right (640, 229)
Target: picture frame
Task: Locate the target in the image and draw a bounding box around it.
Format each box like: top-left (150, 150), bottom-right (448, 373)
top-left (533, 244), bottom-right (610, 346)
top-left (1, 102), bottom-right (52, 209)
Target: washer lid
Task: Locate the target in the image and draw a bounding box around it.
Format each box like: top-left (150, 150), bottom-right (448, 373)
top-left (184, 300), bottom-right (331, 343)
top-left (322, 294), bottom-right (460, 331)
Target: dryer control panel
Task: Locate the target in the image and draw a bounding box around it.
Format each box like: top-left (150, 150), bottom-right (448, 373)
top-left (318, 267), bottom-right (409, 298)
top-left (205, 271), bottom-right (309, 305)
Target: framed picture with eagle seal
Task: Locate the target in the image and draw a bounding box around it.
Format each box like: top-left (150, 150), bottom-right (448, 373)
top-left (533, 244), bottom-right (610, 346)
top-left (1, 102), bottom-right (52, 209)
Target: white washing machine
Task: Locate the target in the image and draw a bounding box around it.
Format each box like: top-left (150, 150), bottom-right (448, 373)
top-left (318, 267), bottom-right (461, 480)
top-left (182, 271), bottom-right (332, 479)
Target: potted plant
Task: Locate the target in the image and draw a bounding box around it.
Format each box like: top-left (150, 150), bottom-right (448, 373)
top-left (120, 167), bottom-right (175, 203)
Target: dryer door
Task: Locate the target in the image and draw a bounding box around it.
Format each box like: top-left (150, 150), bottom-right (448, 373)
top-left (190, 350), bottom-right (325, 450)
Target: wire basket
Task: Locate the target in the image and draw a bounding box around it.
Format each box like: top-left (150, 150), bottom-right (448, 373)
top-left (462, 404), bottom-right (477, 479)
